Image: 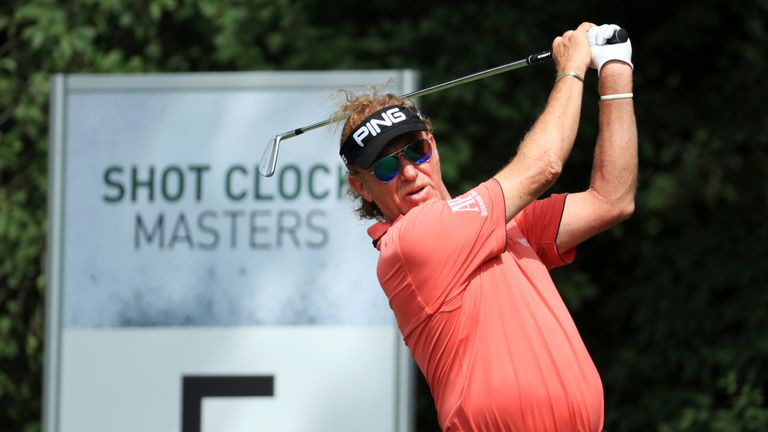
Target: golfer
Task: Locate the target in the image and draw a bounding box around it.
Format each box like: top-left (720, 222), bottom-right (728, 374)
top-left (336, 22), bottom-right (635, 431)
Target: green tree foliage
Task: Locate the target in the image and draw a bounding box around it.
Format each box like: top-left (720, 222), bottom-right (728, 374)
top-left (1, 0), bottom-right (766, 431)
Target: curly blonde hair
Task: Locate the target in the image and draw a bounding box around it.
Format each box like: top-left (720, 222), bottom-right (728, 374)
top-left (332, 89), bottom-right (432, 220)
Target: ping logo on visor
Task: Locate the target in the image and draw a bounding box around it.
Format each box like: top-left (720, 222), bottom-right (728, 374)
top-left (352, 107), bottom-right (407, 146)
top-left (340, 105), bottom-right (428, 169)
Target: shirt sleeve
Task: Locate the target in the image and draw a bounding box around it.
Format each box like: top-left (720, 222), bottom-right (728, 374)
top-left (512, 193), bottom-right (575, 270)
top-left (391, 179), bottom-right (507, 311)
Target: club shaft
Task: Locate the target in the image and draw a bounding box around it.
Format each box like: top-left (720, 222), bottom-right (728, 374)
top-left (285, 118), bottom-right (332, 139)
top-left (401, 53), bottom-right (549, 99)
top-left (278, 51), bottom-right (551, 140)
top-left (402, 58), bottom-right (528, 99)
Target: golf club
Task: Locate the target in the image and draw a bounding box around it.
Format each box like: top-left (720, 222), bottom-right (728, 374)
top-left (258, 28), bottom-right (628, 177)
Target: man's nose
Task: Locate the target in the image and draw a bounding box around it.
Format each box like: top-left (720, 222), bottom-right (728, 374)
top-left (398, 155), bottom-right (419, 180)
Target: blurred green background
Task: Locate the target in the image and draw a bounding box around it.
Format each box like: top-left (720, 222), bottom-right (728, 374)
top-left (1, 0), bottom-right (767, 431)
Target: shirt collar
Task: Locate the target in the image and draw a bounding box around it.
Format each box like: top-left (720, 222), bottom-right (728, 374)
top-left (366, 215), bottom-right (403, 249)
top-left (367, 222), bottom-right (390, 250)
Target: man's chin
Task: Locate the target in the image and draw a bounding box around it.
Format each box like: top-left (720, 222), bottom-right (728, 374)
top-left (403, 196), bottom-right (440, 216)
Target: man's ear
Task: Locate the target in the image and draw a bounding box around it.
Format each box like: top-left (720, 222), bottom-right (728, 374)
top-left (348, 173), bottom-right (372, 202)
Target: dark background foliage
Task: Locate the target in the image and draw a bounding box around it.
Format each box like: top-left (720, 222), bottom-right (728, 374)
top-left (1, 1), bottom-right (766, 431)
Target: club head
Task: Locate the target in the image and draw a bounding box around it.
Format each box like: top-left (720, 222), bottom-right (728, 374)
top-left (258, 135), bottom-right (281, 177)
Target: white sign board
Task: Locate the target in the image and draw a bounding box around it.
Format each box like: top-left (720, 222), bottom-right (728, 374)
top-left (45, 71), bottom-right (417, 432)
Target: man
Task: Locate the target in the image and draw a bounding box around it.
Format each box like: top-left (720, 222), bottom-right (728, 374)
top-left (336, 22), bottom-right (636, 431)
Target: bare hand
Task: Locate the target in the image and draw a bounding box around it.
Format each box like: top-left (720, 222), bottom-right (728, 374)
top-left (552, 22), bottom-right (594, 75)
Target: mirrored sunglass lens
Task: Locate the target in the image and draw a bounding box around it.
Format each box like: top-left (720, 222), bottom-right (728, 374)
top-left (372, 156), bottom-right (399, 181)
top-left (404, 139), bottom-right (431, 164)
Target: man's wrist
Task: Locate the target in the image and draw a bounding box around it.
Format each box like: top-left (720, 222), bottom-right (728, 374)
top-left (598, 62), bottom-right (633, 95)
top-left (555, 71), bottom-right (584, 83)
top-left (558, 64), bottom-right (588, 77)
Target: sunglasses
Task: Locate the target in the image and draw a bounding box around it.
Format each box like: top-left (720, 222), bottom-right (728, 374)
top-left (369, 138), bottom-right (433, 182)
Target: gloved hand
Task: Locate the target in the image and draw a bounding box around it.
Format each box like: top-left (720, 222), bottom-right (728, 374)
top-left (588, 24), bottom-right (633, 76)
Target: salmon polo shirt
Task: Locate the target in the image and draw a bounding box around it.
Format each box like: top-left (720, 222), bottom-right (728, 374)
top-left (367, 179), bottom-right (604, 431)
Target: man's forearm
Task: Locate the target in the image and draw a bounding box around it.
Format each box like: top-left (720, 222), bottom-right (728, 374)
top-left (590, 62), bottom-right (637, 212)
top-left (494, 76), bottom-right (584, 220)
top-left (524, 74), bottom-right (585, 171)
top-left (493, 23), bottom-right (593, 222)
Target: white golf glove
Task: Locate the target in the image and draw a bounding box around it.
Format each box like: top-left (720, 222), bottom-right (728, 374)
top-left (588, 24), bottom-right (633, 76)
